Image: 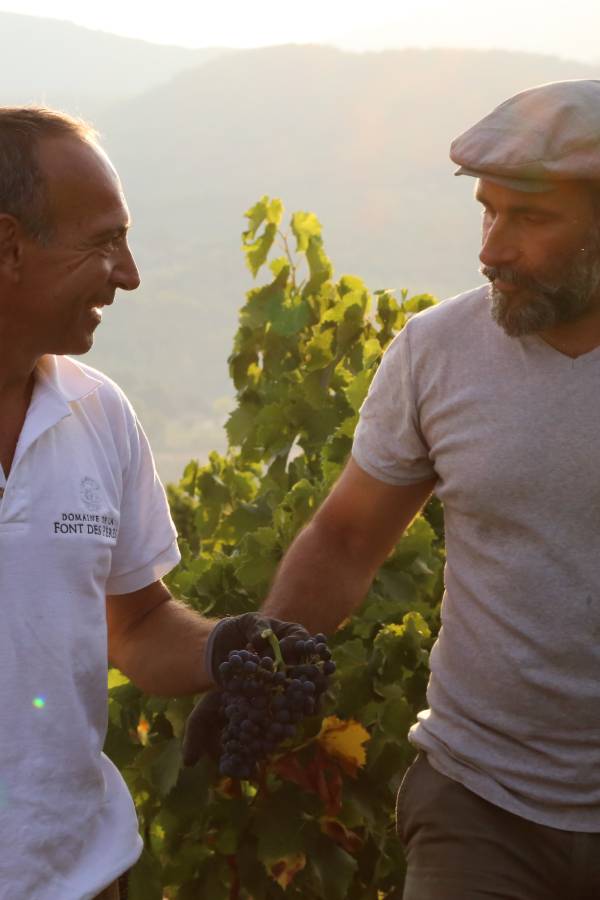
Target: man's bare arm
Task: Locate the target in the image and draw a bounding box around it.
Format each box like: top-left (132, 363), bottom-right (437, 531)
top-left (262, 458), bottom-right (437, 634)
top-left (106, 580), bottom-right (216, 696)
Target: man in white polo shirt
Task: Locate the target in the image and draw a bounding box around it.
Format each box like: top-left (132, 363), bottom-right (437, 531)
top-left (0, 109), bottom-right (309, 900)
top-left (259, 80), bottom-right (600, 898)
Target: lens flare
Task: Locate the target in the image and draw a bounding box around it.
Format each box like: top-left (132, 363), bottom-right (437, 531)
top-left (33, 697), bottom-right (46, 709)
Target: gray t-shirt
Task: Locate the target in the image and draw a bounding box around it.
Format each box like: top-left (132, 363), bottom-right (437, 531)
top-left (352, 284), bottom-right (600, 831)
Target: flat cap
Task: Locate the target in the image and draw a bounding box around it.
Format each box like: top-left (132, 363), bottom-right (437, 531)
top-left (450, 79), bottom-right (600, 192)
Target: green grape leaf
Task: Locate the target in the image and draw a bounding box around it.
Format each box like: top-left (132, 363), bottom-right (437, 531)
top-left (266, 197), bottom-right (284, 225)
top-left (305, 236), bottom-right (333, 293)
top-left (225, 398), bottom-right (260, 447)
top-left (291, 210), bottom-right (322, 252)
top-left (243, 220), bottom-right (279, 278)
top-left (127, 846), bottom-right (163, 900)
top-left (344, 367), bottom-right (374, 413)
top-left (244, 196), bottom-right (270, 238)
top-left (309, 835), bottom-right (358, 900)
top-left (233, 527), bottom-right (280, 590)
top-left (269, 294), bottom-right (312, 337)
top-left (150, 738), bottom-right (183, 799)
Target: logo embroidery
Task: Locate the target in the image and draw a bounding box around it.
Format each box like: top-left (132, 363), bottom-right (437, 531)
top-left (52, 476), bottom-right (118, 540)
top-left (80, 476), bottom-right (103, 513)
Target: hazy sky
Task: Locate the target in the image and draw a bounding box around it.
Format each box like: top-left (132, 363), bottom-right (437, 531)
top-left (1, 0), bottom-right (599, 62)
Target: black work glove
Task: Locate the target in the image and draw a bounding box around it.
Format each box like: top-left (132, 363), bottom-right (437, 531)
top-left (182, 612), bottom-right (311, 767)
top-left (182, 689), bottom-right (224, 765)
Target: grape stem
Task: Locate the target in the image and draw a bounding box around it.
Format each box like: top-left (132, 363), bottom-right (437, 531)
top-left (261, 628), bottom-right (285, 671)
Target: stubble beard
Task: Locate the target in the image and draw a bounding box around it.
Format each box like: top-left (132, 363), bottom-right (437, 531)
top-left (480, 227), bottom-right (600, 337)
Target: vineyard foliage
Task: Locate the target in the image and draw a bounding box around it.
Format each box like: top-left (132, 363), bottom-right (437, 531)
top-left (105, 198), bottom-right (445, 899)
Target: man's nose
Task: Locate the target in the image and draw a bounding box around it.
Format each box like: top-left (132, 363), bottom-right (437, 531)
top-left (479, 219), bottom-right (520, 269)
top-left (112, 244), bottom-right (141, 292)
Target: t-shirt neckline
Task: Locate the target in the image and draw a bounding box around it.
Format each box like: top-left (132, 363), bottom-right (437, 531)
top-left (527, 334), bottom-right (600, 368)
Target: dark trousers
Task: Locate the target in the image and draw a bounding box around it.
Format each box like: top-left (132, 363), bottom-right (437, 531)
top-left (396, 751), bottom-right (600, 900)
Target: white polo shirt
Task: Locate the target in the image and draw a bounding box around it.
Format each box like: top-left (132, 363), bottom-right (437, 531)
top-left (0, 354), bottom-right (181, 900)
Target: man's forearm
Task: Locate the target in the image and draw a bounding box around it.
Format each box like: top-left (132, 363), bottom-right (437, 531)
top-left (110, 599), bottom-right (216, 697)
top-left (262, 519), bottom-right (375, 634)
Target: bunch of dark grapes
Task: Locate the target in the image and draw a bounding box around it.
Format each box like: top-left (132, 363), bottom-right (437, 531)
top-left (217, 634), bottom-right (336, 780)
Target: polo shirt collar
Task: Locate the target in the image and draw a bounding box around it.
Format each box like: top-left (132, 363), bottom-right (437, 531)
top-left (35, 355), bottom-right (102, 403)
top-left (8, 356), bottom-right (102, 477)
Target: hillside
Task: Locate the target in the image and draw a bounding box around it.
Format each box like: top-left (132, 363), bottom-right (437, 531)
top-left (0, 11), bottom-right (229, 113)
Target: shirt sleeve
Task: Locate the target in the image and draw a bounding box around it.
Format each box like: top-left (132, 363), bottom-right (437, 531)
top-left (352, 324), bottom-right (437, 485)
top-left (106, 413), bottom-right (181, 595)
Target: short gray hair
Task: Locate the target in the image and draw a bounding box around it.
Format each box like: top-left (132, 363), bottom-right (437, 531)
top-left (0, 107), bottom-right (99, 244)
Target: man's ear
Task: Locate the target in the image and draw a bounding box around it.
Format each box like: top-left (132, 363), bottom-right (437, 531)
top-left (0, 214), bottom-right (24, 280)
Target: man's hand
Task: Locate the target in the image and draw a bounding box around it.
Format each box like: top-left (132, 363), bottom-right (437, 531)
top-left (182, 612), bottom-right (311, 767)
top-left (205, 611), bottom-right (312, 680)
top-left (182, 690), bottom-right (224, 765)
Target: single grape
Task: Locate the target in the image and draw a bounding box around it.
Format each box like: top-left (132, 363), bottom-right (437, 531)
top-left (219, 661), bottom-right (231, 678)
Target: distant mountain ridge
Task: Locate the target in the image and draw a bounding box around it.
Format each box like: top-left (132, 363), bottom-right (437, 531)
top-left (0, 11), bottom-right (230, 113)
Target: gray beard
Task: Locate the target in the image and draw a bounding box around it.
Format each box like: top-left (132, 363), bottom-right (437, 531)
top-left (481, 232), bottom-right (600, 337)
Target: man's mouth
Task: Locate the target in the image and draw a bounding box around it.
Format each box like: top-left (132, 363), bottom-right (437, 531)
top-left (481, 265), bottom-right (550, 296)
top-left (88, 299), bottom-right (113, 323)
top-left (89, 298), bottom-right (114, 315)
top-left (491, 279), bottom-right (520, 294)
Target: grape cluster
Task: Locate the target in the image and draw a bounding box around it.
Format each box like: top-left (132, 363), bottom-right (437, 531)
top-left (217, 634), bottom-right (336, 780)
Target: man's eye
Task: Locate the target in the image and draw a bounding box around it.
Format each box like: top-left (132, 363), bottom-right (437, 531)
top-left (102, 235), bottom-right (123, 251)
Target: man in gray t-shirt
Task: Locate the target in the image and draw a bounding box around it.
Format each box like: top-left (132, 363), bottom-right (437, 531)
top-left (259, 80), bottom-right (600, 898)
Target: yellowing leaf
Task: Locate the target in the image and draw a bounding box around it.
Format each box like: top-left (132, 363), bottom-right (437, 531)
top-left (137, 716), bottom-right (150, 746)
top-left (266, 852), bottom-right (306, 889)
top-left (107, 668), bottom-right (129, 689)
top-left (318, 716), bottom-right (370, 775)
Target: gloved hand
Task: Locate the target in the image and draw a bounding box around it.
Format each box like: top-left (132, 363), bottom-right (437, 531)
top-left (182, 689), bottom-right (224, 765)
top-left (182, 612), bottom-right (312, 767)
top-left (205, 611), bottom-right (312, 682)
